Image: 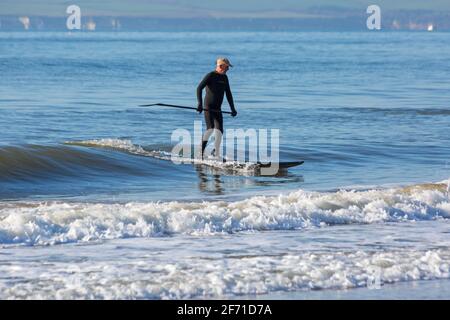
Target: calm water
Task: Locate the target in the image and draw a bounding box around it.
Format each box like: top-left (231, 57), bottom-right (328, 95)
top-left (0, 32), bottom-right (449, 299)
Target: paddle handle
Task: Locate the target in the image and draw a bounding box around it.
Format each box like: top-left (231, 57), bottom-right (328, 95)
top-left (139, 103), bottom-right (232, 115)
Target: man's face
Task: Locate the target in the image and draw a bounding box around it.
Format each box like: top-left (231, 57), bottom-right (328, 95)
top-left (217, 64), bottom-right (229, 74)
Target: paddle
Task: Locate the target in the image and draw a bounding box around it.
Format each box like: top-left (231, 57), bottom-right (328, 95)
top-left (139, 103), bottom-right (232, 115)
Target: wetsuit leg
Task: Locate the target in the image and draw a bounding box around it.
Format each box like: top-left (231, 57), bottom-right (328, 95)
top-left (213, 113), bottom-right (223, 134)
top-left (201, 110), bottom-right (223, 157)
top-left (213, 113), bottom-right (223, 158)
top-left (201, 111), bottom-right (214, 156)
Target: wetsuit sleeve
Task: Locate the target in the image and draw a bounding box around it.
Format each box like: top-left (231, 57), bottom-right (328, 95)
top-left (196, 73), bottom-right (211, 107)
top-left (225, 76), bottom-right (236, 111)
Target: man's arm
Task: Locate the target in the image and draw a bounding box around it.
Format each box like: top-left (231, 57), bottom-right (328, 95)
top-left (196, 73), bottom-right (210, 111)
top-left (225, 77), bottom-right (237, 116)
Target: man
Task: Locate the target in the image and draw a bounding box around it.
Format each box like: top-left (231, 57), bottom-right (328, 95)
top-left (197, 57), bottom-right (237, 160)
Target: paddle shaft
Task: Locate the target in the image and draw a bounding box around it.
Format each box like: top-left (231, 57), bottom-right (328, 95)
top-left (139, 103), bottom-right (232, 115)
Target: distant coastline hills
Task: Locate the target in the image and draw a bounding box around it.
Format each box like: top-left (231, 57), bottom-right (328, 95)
top-left (0, 8), bottom-right (448, 31)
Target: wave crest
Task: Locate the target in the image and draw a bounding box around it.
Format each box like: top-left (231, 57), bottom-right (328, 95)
top-left (1, 182), bottom-right (449, 246)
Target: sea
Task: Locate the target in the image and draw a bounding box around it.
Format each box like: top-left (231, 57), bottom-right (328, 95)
top-left (1, 31), bottom-right (450, 299)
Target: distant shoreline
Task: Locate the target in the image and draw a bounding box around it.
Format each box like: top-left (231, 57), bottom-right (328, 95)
top-left (1, 16), bottom-right (449, 32)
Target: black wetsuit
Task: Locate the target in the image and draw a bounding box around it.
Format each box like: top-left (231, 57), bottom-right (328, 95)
top-left (196, 71), bottom-right (236, 134)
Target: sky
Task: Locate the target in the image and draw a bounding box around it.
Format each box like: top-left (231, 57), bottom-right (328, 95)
top-left (1, 0), bottom-right (449, 17)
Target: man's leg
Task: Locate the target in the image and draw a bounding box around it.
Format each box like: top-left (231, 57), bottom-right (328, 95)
top-left (201, 134), bottom-right (211, 157)
top-left (200, 111), bottom-right (213, 159)
top-left (213, 114), bottom-right (224, 160)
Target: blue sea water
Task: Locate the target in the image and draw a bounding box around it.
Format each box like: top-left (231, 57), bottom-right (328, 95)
top-left (0, 32), bottom-right (450, 299)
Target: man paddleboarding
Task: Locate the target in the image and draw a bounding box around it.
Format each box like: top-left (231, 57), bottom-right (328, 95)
top-left (197, 57), bottom-right (237, 159)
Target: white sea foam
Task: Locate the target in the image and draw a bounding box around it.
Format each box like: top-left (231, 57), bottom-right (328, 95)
top-left (1, 182), bottom-right (449, 246)
top-left (66, 138), bottom-right (153, 156)
top-left (1, 244), bottom-right (450, 299)
top-left (65, 139), bottom-right (264, 173)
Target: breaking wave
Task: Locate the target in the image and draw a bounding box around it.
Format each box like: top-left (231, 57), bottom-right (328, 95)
top-left (1, 180), bottom-right (449, 246)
